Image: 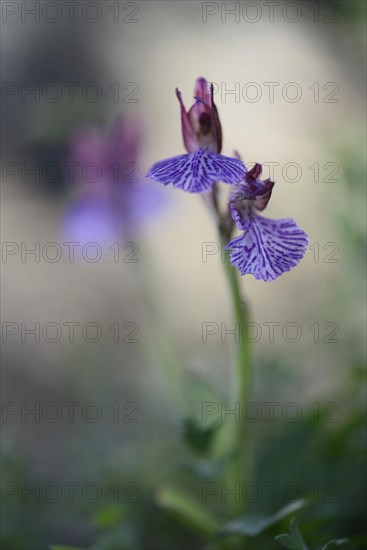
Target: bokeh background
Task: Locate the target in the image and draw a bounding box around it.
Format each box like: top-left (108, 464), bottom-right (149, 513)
top-left (1, 1), bottom-right (366, 549)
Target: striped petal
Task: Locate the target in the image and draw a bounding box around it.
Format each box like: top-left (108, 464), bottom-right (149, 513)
top-left (226, 213), bottom-right (308, 281)
top-left (146, 149), bottom-right (246, 193)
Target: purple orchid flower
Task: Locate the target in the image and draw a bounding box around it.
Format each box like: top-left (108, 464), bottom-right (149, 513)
top-left (64, 115), bottom-right (164, 244)
top-left (147, 78), bottom-right (246, 193)
top-left (226, 162), bottom-right (308, 282)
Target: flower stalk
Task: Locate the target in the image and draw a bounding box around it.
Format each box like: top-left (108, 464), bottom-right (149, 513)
top-left (219, 220), bottom-right (253, 514)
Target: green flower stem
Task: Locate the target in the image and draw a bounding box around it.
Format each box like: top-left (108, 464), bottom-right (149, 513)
top-left (219, 224), bottom-right (253, 515)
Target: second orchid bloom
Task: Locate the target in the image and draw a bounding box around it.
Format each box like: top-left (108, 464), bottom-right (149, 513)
top-left (147, 77), bottom-right (308, 282)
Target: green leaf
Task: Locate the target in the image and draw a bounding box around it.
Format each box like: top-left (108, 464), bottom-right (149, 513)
top-left (289, 518), bottom-right (308, 550)
top-left (91, 504), bottom-right (125, 528)
top-left (156, 486), bottom-right (218, 536)
top-left (275, 534), bottom-right (303, 550)
top-left (89, 524), bottom-right (139, 550)
top-left (181, 418), bottom-right (219, 455)
top-left (319, 539), bottom-right (349, 550)
top-left (220, 499), bottom-right (306, 537)
top-left (50, 546), bottom-right (85, 550)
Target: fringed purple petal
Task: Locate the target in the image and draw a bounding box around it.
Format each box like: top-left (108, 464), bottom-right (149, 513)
top-left (205, 151), bottom-right (247, 183)
top-left (146, 149), bottom-right (246, 193)
top-left (226, 213), bottom-right (308, 281)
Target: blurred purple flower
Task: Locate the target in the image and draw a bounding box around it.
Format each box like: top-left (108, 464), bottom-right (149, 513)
top-left (226, 163), bottom-right (308, 281)
top-left (64, 115), bottom-right (164, 244)
top-left (146, 78), bottom-right (246, 193)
